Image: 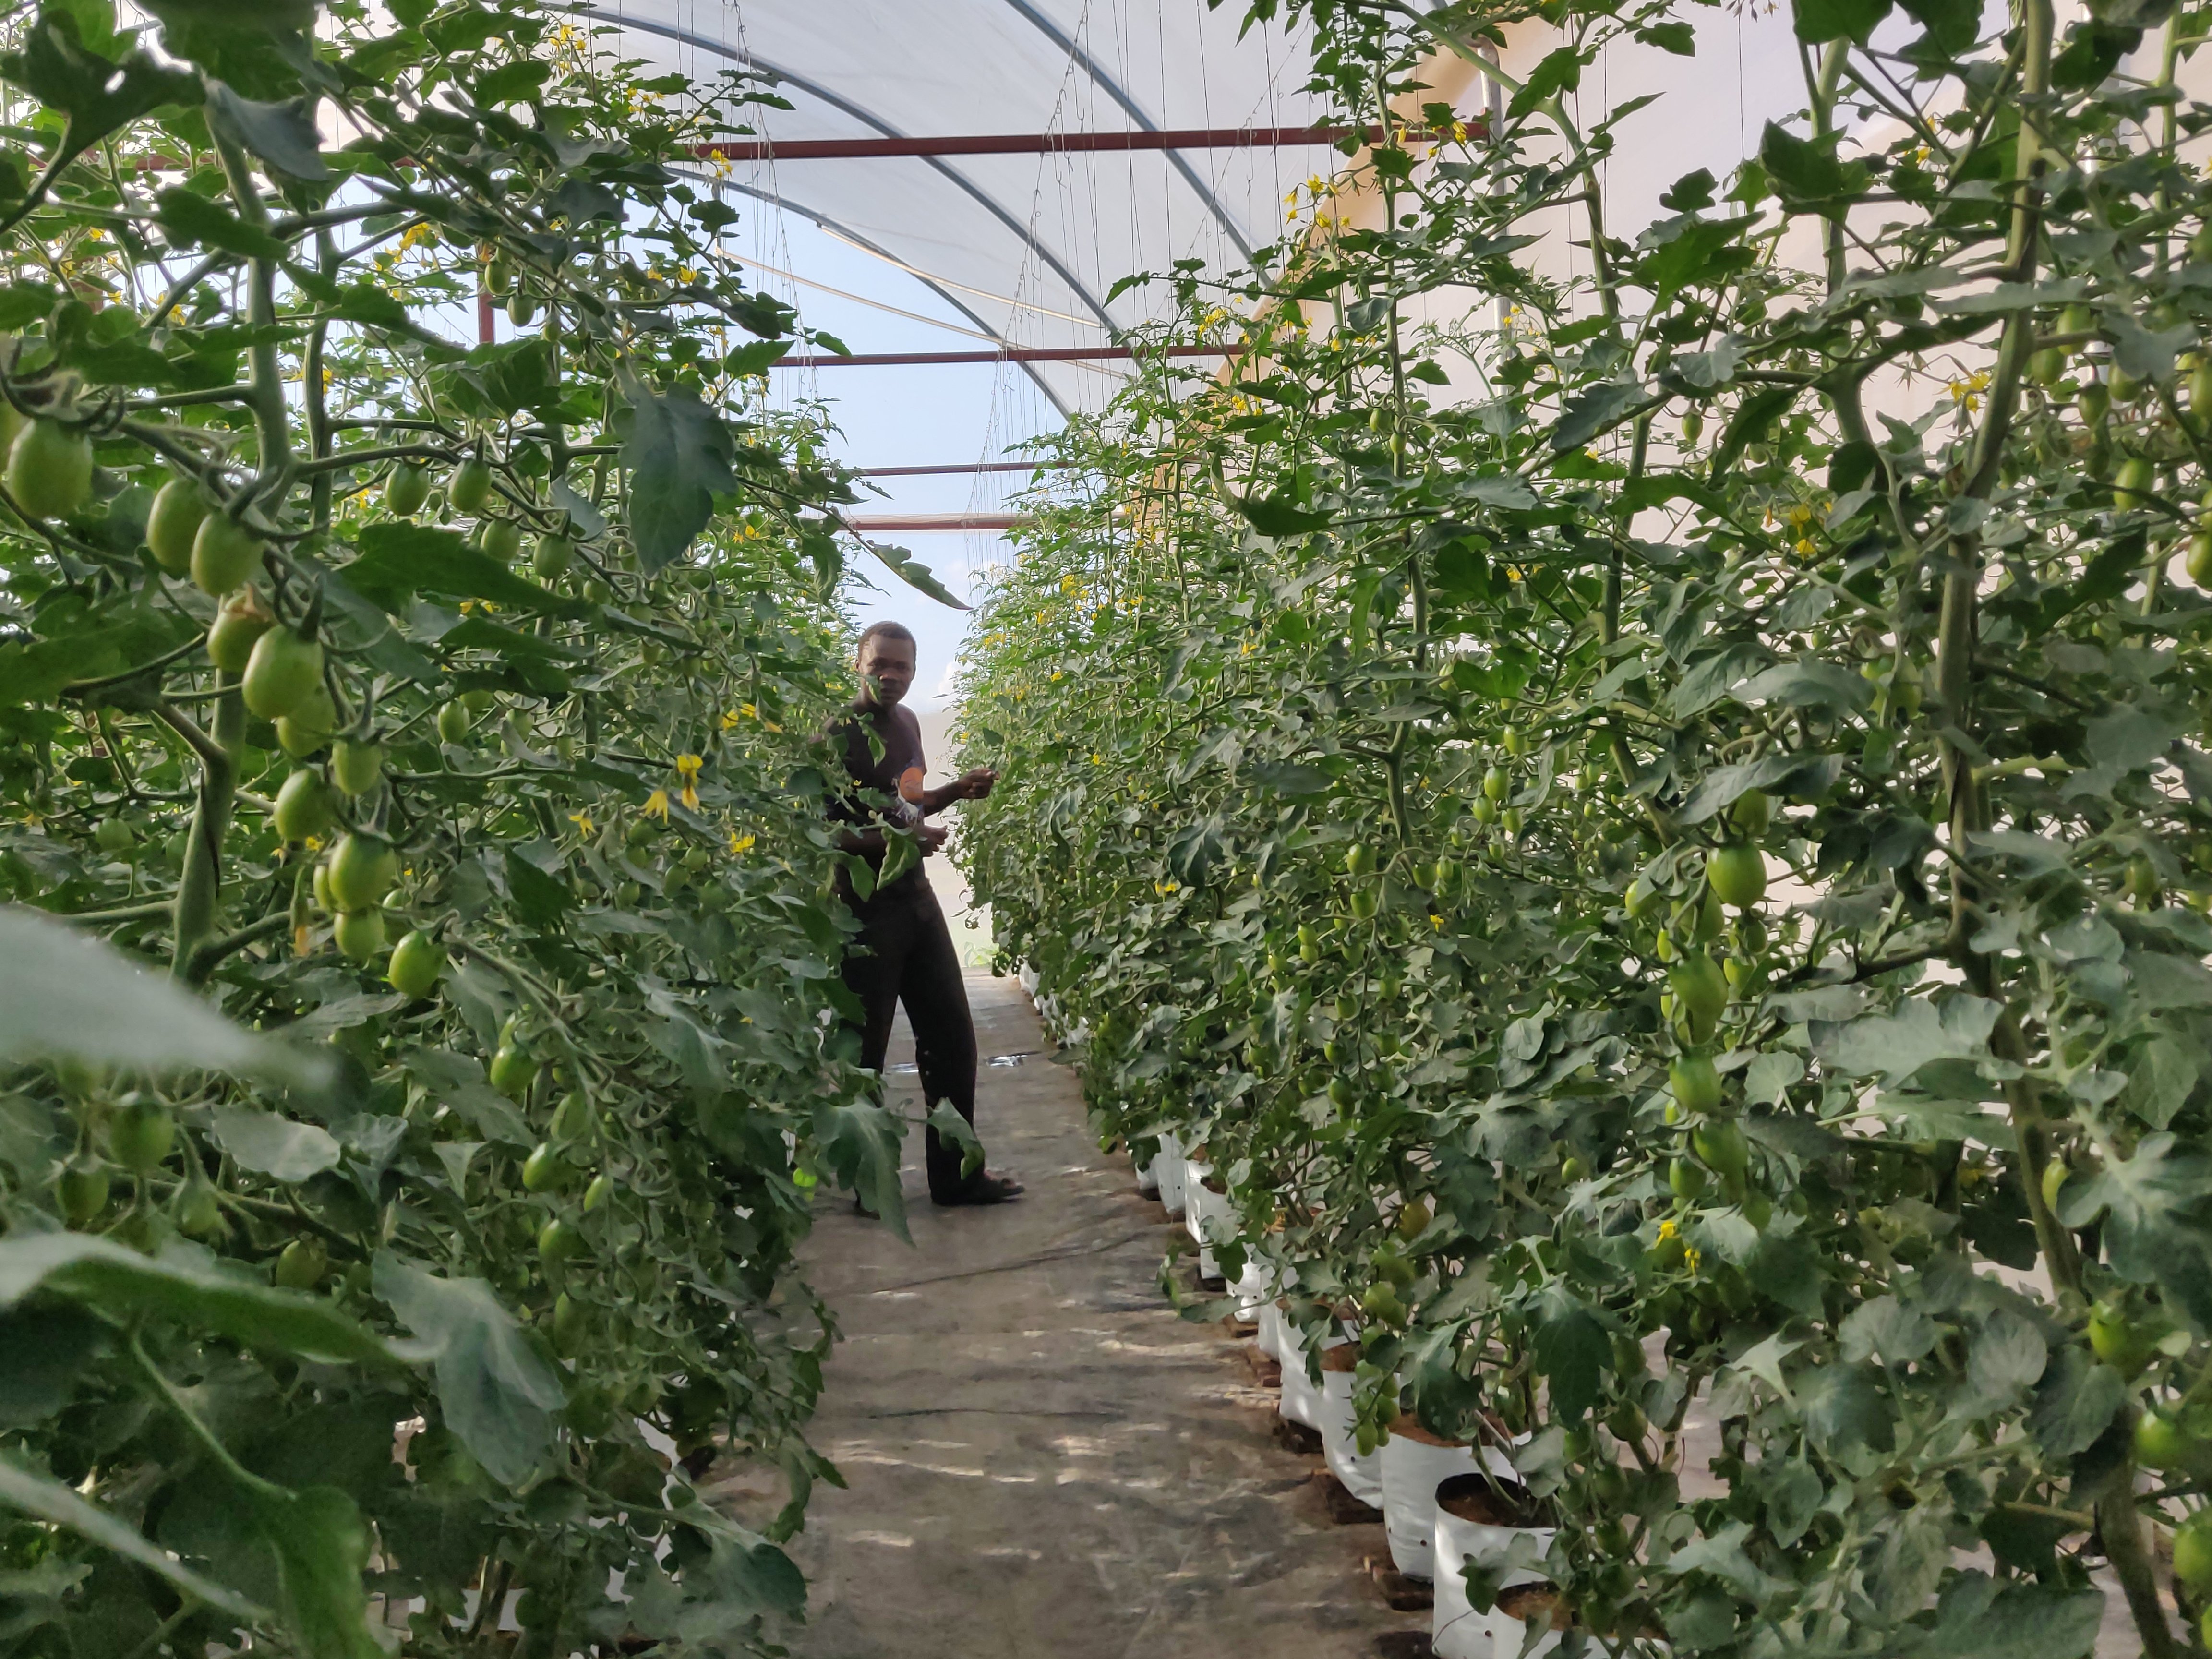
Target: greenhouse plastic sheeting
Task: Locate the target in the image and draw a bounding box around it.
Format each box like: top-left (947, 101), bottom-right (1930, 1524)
top-left (579, 0), bottom-right (1340, 411)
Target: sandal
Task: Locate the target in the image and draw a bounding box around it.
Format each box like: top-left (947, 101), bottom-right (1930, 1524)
top-left (935, 1170), bottom-right (1025, 1206)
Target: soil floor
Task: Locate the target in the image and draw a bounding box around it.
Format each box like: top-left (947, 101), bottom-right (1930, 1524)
top-left (741, 972), bottom-right (1412, 1659)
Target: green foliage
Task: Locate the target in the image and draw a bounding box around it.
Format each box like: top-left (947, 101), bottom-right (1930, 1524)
top-left (962, 0), bottom-right (2212, 1650)
top-left (0, 3), bottom-right (912, 1656)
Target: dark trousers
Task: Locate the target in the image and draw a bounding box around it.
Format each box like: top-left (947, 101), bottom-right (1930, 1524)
top-left (840, 878), bottom-right (980, 1203)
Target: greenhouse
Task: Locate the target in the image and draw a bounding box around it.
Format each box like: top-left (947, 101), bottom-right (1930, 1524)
top-left (0, 0), bottom-right (2209, 1656)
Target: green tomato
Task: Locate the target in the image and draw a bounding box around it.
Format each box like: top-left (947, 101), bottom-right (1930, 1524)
top-left (328, 833), bottom-right (399, 912)
top-left (175, 1179), bottom-right (225, 1239)
top-left (1669, 1054), bottom-right (1722, 1115)
top-left (2188, 532), bottom-right (2212, 589)
top-left (107, 1098), bottom-right (175, 1172)
top-left (1359, 1282), bottom-right (1408, 1325)
top-left (94, 816), bottom-right (136, 855)
top-left (552, 1291), bottom-right (591, 1357)
top-left (2087, 1302), bottom-right (2159, 1379)
top-left (1690, 1118), bottom-right (1749, 1183)
top-left (274, 1237), bottom-right (328, 1291)
top-left (477, 517), bottom-right (523, 563)
top-left (1728, 789), bottom-right (1771, 837)
top-left (1347, 886), bottom-right (1378, 921)
top-left (272, 769), bottom-right (335, 842)
top-left (2114, 455), bottom-right (2156, 510)
top-left (1344, 842), bottom-right (1373, 877)
top-left (436, 700), bottom-right (472, 743)
top-left (275, 684), bottom-right (338, 758)
top-left (2132, 1409), bottom-right (2201, 1472)
top-left (1482, 764), bottom-right (1510, 802)
top-left (582, 1173), bottom-right (613, 1213)
top-left (553, 1090), bottom-right (593, 1140)
top-left (385, 460), bottom-right (431, 517)
top-left (206, 590), bottom-right (274, 673)
top-left (191, 512), bottom-right (264, 595)
top-left (2174, 1510), bottom-right (2212, 1592)
top-left (532, 532), bottom-right (574, 579)
top-left (331, 739), bottom-right (384, 795)
top-left (1668, 1157), bottom-right (1707, 1202)
top-left (491, 1043), bottom-right (539, 1102)
top-left (386, 929), bottom-right (445, 999)
top-left (1669, 952), bottom-right (1729, 1042)
top-left (522, 1142), bottom-right (572, 1192)
top-left (146, 477), bottom-right (210, 574)
top-left (538, 1217), bottom-right (583, 1267)
top-left (6, 420), bottom-right (93, 521)
top-left (1326, 1076), bottom-right (1355, 1111)
top-left (449, 456), bottom-right (493, 515)
top-left (1708, 842), bottom-right (1767, 910)
top-left (333, 906), bottom-right (385, 963)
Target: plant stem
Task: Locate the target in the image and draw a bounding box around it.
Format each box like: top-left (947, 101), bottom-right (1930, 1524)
top-left (164, 688), bottom-right (244, 982)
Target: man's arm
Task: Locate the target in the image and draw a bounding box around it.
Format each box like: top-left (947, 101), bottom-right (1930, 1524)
top-left (918, 768), bottom-right (997, 815)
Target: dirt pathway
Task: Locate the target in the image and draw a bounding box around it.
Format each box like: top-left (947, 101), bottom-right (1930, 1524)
top-left (754, 974), bottom-right (1407, 1659)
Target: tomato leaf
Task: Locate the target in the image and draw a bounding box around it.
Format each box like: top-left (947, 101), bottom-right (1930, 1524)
top-left (618, 373), bottom-right (738, 573)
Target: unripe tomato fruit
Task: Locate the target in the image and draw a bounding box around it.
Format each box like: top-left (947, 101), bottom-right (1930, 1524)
top-left (2087, 1302), bottom-right (2157, 1379)
top-left (328, 833), bottom-right (398, 912)
top-left (583, 1174), bottom-right (613, 1213)
top-left (333, 907), bottom-right (385, 963)
top-left (491, 1044), bottom-right (538, 1101)
top-left (2133, 1409), bottom-right (2200, 1472)
top-left (2174, 1510), bottom-right (2212, 1592)
top-left (58, 1157), bottom-right (110, 1225)
top-left (1483, 764), bottom-right (1510, 802)
top-left (7, 420), bottom-right (93, 520)
top-left (449, 456), bottom-right (493, 515)
top-left (485, 256), bottom-right (513, 296)
top-left (437, 700), bottom-right (472, 743)
top-left (1709, 842), bottom-right (1766, 909)
top-left (274, 1237), bottom-right (328, 1290)
top-left (1691, 1118), bottom-right (1749, 1182)
top-left (1360, 1282), bottom-right (1407, 1325)
top-left (522, 1142), bottom-right (572, 1192)
top-left (331, 739), bottom-right (383, 795)
top-left (507, 290), bottom-right (538, 326)
top-left (108, 1099), bottom-right (175, 1172)
top-left (1625, 877), bottom-right (1664, 919)
top-left (191, 512), bottom-right (264, 595)
top-left (1347, 887), bottom-right (1378, 921)
top-left (206, 589), bottom-right (274, 673)
top-left (538, 1217), bottom-right (582, 1266)
top-left (1345, 843), bottom-right (1373, 877)
top-left (552, 1292), bottom-right (590, 1356)
top-left (1669, 952), bottom-right (1728, 1041)
top-left (478, 518), bottom-right (522, 562)
top-left (276, 684), bottom-right (338, 758)
top-left (533, 533), bottom-right (575, 579)
top-left (94, 817), bottom-right (135, 855)
top-left (1668, 1157), bottom-right (1707, 1202)
top-left (242, 626), bottom-right (324, 720)
top-left (272, 769), bottom-right (334, 843)
top-left (385, 460), bottom-right (430, 517)
top-left (146, 477), bottom-right (209, 573)
top-left (2114, 455), bottom-right (2155, 510)
top-left (1326, 1076), bottom-right (1355, 1111)
top-left (1728, 789), bottom-right (1771, 837)
top-left (1669, 1054), bottom-right (1722, 1115)
top-left (387, 929), bottom-right (445, 998)
top-left (2077, 380), bottom-right (2110, 424)
top-left (2040, 1158), bottom-right (2068, 1214)
top-left (175, 1179), bottom-right (224, 1238)
top-left (2124, 852), bottom-right (2160, 905)
top-left (2188, 532), bottom-right (2212, 589)
top-left (553, 1091), bottom-right (592, 1140)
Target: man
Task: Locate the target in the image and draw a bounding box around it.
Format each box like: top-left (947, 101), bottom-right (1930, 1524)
top-left (827, 621), bottom-right (1023, 1206)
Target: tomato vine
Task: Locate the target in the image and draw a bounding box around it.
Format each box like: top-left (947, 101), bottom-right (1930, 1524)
top-left (962, 0), bottom-right (2212, 1650)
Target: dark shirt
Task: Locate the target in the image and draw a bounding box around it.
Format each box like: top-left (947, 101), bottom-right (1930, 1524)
top-left (826, 700), bottom-right (927, 902)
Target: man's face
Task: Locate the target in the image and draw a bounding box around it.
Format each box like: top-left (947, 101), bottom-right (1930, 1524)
top-left (856, 635), bottom-right (917, 708)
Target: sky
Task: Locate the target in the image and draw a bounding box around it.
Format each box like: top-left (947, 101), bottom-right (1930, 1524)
top-left (728, 207), bottom-right (1067, 709)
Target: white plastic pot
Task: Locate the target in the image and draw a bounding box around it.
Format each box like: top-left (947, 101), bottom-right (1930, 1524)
top-left (1154, 1130), bottom-right (1185, 1216)
top-left (1255, 1299), bottom-right (1284, 1358)
top-left (1429, 1474), bottom-right (1555, 1659)
top-left (1134, 1145), bottom-right (1160, 1196)
top-left (1380, 1428), bottom-right (1515, 1580)
top-left (1183, 1160), bottom-right (1232, 1281)
top-left (1274, 1310), bottom-right (1323, 1430)
top-left (1231, 1257), bottom-right (1274, 1323)
top-left (1318, 1357), bottom-right (1384, 1507)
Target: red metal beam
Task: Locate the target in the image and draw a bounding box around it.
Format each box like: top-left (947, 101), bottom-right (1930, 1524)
top-left (692, 124), bottom-right (1410, 163)
top-left (846, 514), bottom-right (1026, 532)
top-left (857, 460), bottom-right (1073, 476)
top-left (775, 344), bottom-right (1234, 368)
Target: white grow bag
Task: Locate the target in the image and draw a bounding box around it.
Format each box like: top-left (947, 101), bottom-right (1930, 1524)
top-left (1380, 1428), bottom-right (1517, 1580)
top-left (1317, 1353), bottom-right (1384, 1507)
top-left (1429, 1473), bottom-right (1556, 1659)
top-left (1153, 1130), bottom-right (1185, 1217)
top-left (1274, 1311), bottom-right (1324, 1430)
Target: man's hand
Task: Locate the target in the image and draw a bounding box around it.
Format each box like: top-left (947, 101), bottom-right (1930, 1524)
top-left (916, 822), bottom-right (950, 856)
top-left (954, 766), bottom-right (998, 801)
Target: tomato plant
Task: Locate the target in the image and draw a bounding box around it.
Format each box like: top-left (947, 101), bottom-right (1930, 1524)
top-left (0, 2), bottom-right (941, 1656)
top-left (962, 0), bottom-right (2212, 1650)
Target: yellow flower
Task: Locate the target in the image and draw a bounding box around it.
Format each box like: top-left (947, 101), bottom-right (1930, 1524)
top-left (568, 810), bottom-right (594, 837)
top-left (729, 831), bottom-right (755, 855)
top-left (1430, 913), bottom-right (1444, 930)
top-left (1683, 1246), bottom-right (1703, 1274)
top-left (642, 790), bottom-right (670, 821)
top-left (302, 834), bottom-right (324, 854)
top-left (1657, 1218), bottom-right (1679, 1241)
top-left (674, 753), bottom-right (702, 811)
top-left (1795, 537), bottom-right (1817, 559)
